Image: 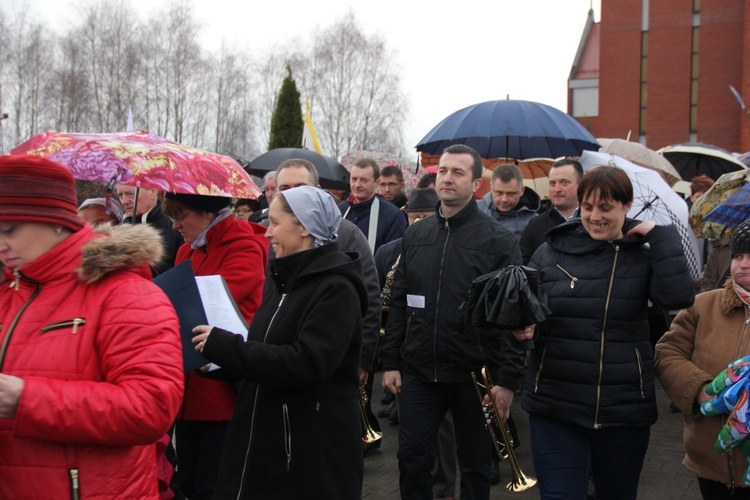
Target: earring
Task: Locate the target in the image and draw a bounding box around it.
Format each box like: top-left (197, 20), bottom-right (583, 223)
top-left (55, 227), bottom-right (62, 235)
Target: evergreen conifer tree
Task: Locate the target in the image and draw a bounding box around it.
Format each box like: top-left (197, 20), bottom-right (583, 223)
top-left (268, 66), bottom-right (303, 150)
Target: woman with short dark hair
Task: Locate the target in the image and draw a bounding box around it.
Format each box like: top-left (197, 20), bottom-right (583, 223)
top-left (162, 192), bottom-right (268, 500)
top-left (522, 166), bottom-right (695, 499)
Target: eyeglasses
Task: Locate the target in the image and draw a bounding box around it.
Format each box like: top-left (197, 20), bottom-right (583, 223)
top-left (168, 211), bottom-right (193, 224)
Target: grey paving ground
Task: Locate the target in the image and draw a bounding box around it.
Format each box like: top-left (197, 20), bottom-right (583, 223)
top-left (362, 372), bottom-right (700, 499)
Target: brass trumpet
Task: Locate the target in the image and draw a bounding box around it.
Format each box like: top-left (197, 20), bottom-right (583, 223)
top-left (359, 384), bottom-right (383, 444)
top-left (471, 366), bottom-right (537, 492)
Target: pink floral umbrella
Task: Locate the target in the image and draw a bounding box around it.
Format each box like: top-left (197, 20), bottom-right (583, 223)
top-left (10, 131), bottom-right (261, 199)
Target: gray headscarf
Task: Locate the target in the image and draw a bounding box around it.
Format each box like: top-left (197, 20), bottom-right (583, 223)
top-left (282, 186), bottom-right (341, 247)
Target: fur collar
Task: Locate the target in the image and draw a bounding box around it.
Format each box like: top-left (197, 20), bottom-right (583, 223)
top-left (721, 278), bottom-right (744, 315)
top-left (77, 224), bottom-right (165, 283)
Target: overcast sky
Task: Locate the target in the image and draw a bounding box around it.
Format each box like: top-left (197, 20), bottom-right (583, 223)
top-left (13, 0), bottom-right (601, 155)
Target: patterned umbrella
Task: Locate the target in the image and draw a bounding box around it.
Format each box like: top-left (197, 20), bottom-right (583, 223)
top-left (341, 150), bottom-right (428, 193)
top-left (689, 170), bottom-right (750, 239)
top-left (598, 138), bottom-right (681, 186)
top-left (10, 131), bottom-right (261, 199)
top-left (580, 151), bottom-right (703, 280)
top-left (702, 183), bottom-right (750, 229)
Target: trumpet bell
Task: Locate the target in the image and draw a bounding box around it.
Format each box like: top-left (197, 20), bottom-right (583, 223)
top-left (507, 472), bottom-right (537, 492)
top-left (471, 366), bottom-right (537, 493)
top-left (359, 384), bottom-right (383, 444)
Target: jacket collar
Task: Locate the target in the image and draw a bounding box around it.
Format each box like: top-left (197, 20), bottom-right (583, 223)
top-left (435, 198), bottom-right (479, 228)
top-left (546, 217), bottom-right (646, 255)
top-left (721, 278), bottom-right (746, 315)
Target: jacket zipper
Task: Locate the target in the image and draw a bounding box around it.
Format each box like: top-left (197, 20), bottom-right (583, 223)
top-left (433, 218), bottom-right (451, 382)
top-left (236, 292), bottom-right (287, 500)
top-left (555, 264), bottom-right (579, 289)
top-left (534, 347), bottom-right (547, 393)
top-left (734, 307), bottom-right (750, 360)
top-left (635, 349), bottom-right (644, 398)
top-left (41, 318), bottom-right (86, 334)
top-left (0, 277), bottom-right (42, 371)
top-left (69, 468), bottom-right (80, 500)
top-left (594, 244), bottom-right (619, 429)
top-left (283, 403), bottom-right (291, 471)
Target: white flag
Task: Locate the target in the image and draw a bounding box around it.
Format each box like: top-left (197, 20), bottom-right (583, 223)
top-left (302, 98), bottom-right (323, 154)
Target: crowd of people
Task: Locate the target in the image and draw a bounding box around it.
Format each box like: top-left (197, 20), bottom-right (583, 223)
top-left (0, 145), bottom-right (747, 500)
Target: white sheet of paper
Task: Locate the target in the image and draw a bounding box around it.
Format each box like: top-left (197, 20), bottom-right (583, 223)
top-left (195, 275), bottom-right (248, 371)
top-left (407, 294), bottom-right (426, 308)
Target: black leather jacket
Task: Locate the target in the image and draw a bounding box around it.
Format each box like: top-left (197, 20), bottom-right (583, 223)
top-left (380, 200), bottom-right (525, 389)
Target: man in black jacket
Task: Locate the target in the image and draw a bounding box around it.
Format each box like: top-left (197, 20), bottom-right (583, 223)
top-left (380, 144), bottom-right (525, 499)
top-left (519, 158), bottom-right (583, 264)
top-left (117, 184), bottom-right (183, 276)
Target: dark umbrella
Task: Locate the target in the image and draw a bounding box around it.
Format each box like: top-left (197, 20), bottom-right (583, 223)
top-left (657, 142), bottom-right (747, 181)
top-left (462, 265), bottom-right (551, 340)
top-left (416, 99), bottom-right (600, 159)
top-left (247, 148), bottom-right (349, 191)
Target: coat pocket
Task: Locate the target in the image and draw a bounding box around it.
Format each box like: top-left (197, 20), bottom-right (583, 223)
top-left (41, 318), bottom-right (86, 335)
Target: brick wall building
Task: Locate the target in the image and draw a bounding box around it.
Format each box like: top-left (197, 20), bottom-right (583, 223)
top-left (569, 0), bottom-right (750, 153)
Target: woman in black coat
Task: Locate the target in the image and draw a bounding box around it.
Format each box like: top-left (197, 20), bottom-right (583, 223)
top-left (520, 167), bottom-right (694, 500)
top-left (193, 186), bottom-right (367, 499)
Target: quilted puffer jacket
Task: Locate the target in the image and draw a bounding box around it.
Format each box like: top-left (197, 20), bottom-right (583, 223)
top-left (522, 218), bottom-right (694, 429)
top-left (0, 224), bottom-right (184, 500)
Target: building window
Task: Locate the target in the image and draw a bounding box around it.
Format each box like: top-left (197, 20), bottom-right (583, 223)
top-left (571, 77), bottom-right (599, 118)
top-left (690, 24), bottom-right (699, 133)
top-left (640, 31), bottom-right (648, 134)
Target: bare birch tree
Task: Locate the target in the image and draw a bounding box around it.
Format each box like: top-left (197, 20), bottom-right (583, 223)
top-left (77, 0), bottom-right (142, 131)
top-left (309, 11), bottom-right (407, 159)
top-left (4, 10), bottom-right (56, 147)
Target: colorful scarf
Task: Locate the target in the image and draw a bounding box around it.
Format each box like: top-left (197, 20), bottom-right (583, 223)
top-left (702, 355), bottom-right (750, 483)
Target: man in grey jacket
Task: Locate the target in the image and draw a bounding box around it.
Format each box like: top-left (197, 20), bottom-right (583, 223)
top-left (476, 163), bottom-right (540, 240)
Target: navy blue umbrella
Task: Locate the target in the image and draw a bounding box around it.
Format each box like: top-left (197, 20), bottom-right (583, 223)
top-left (416, 99), bottom-right (600, 159)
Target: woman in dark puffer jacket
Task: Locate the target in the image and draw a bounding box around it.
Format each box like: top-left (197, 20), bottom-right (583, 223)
top-left (521, 166), bottom-right (694, 500)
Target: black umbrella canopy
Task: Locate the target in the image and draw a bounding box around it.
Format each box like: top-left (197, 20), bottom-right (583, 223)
top-left (658, 142), bottom-right (747, 181)
top-left (416, 99), bottom-right (600, 159)
top-left (247, 148), bottom-right (350, 191)
top-left (462, 265), bottom-right (551, 331)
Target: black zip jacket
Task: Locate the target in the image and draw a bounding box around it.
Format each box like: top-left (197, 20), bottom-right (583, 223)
top-left (202, 244), bottom-right (366, 499)
top-left (379, 200), bottom-right (525, 388)
top-left (522, 218), bottom-right (695, 429)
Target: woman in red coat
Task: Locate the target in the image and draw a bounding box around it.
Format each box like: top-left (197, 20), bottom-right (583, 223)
top-left (0, 155), bottom-right (184, 499)
top-left (162, 193), bottom-right (269, 500)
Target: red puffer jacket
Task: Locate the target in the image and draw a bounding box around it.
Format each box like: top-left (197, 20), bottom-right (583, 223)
top-left (0, 224), bottom-right (184, 500)
top-left (177, 216), bottom-right (268, 421)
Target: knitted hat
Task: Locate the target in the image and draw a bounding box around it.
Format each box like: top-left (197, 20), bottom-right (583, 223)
top-left (731, 220), bottom-right (750, 257)
top-left (405, 188), bottom-right (439, 212)
top-left (0, 155), bottom-right (84, 231)
top-left (164, 193), bottom-right (231, 214)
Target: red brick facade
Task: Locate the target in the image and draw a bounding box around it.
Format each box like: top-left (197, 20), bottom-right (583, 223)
top-left (571, 0), bottom-right (750, 153)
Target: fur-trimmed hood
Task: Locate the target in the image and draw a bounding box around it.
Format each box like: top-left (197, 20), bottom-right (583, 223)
top-left (77, 224), bottom-right (165, 283)
top-left (721, 277), bottom-right (745, 315)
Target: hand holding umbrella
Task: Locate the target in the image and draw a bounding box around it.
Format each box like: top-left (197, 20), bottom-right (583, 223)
top-left (461, 265), bottom-right (552, 349)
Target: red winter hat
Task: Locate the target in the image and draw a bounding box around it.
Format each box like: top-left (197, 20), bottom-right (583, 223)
top-left (0, 155), bottom-right (84, 232)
